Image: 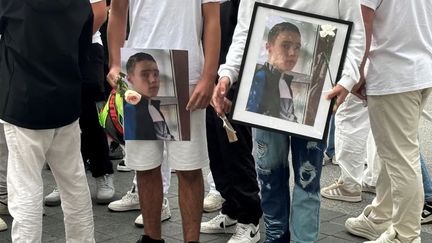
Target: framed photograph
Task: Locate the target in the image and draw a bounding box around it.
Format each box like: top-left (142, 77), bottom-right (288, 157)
top-left (231, 2), bottom-right (352, 141)
top-left (121, 48), bottom-right (190, 141)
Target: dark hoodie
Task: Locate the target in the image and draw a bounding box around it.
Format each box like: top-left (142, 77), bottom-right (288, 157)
top-left (0, 0), bottom-right (93, 129)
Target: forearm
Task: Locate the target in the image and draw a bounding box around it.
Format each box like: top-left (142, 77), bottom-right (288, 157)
top-left (91, 0), bottom-right (107, 34)
top-left (337, 0), bottom-right (366, 91)
top-left (107, 0), bottom-right (128, 68)
top-left (218, 0), bottom-right (254, 85)
top-left (201, 3), bottom-right (221, 83)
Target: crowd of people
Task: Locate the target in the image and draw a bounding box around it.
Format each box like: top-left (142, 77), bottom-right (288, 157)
top-left (0, 0), bottom-right (431, 243)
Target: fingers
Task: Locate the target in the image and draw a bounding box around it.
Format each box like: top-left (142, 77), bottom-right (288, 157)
top-left (106, 69), bottom-right (120, 89)
top-left (325, 89), bottom-right (338, 100)
top-left (186, 93), bottom-right (197, 111)
top-left (223, 98), bottom-right (232, 114)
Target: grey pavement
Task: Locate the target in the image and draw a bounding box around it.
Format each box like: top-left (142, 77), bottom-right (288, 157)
top-left (1, 100), bottom-right (432, 242)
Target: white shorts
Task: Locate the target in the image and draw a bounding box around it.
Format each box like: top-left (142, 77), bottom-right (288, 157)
top-left (125, 87), bottom-right (209, 171)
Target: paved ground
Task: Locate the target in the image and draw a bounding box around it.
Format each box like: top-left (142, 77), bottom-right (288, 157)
top-left (1, 100), bottom-right (431, 242)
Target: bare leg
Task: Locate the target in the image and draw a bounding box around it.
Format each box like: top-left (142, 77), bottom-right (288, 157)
top-left (137, 166), bottom-right (163, 240)
top-left (177, 169), bottom-right (204, 242)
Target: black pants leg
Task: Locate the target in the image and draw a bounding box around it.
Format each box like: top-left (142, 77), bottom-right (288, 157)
top-left (206, 107), bottom-right (262, 225)
top-left (80, 43), bottom-right (113, 178)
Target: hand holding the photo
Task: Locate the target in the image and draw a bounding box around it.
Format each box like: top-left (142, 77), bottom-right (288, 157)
top-left (186, 78), bottom-right (214, 111)
top-left (107, 65), bottom-right (121, 89)
top-left (212, 76), bottom-right (230, 116)
top-left (325, 84), bottom-right (349, 107)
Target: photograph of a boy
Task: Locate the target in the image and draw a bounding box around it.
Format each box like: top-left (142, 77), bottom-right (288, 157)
top-left (246, 22), bottom-right (301, 123)
top-left (124, 52), bottom-right (175, 141)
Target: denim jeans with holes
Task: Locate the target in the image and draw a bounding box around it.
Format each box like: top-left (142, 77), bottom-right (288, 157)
top-left (253, 128), bottom-right (324, 243)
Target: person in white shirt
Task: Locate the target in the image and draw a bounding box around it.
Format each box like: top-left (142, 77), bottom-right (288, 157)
top-left (212, 0), bottom-right (365, 242)
top-left (107, 1), bottom-right (220, 242)
top-left (345, 1), bottom-right (432, 242)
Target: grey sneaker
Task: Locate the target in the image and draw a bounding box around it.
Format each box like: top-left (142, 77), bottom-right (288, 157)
top-left (96, 174), bottom-right (115, 204)
top-left (200, 213), bottom-right (237, 234)
top-left (134, 198), bottom-right (171, 227)
top-left (345, 205), bottom-right (391, 240)
top-left (321, 181), bottom-right (362, 202)
top-left (44, 188), bottom-right (61, 206)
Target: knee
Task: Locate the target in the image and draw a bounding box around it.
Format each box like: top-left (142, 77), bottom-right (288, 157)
top-left (177, 169), bottom-right (202, 183)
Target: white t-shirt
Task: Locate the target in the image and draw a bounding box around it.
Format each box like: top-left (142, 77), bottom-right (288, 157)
top-left (126, 0), bottom-right (220, 85)
top-left (218, 0), bottom-right (365, 92)
top-left (90, 0), bottom-right (103, 45)
top-left (362, 0), bottom-right (432, 95)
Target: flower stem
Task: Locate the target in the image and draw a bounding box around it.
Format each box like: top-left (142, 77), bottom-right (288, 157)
top-left (322, 53), bottom-right (334, 87)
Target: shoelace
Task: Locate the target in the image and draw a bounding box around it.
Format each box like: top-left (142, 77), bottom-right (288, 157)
top-left (230, 224), bottom-right (249, 240)
top-left (123, 191), bottom-right (137, 201)
top-left (98, 176), bottom-right (112, 190)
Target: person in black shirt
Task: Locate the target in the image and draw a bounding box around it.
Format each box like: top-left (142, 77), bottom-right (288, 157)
top-left (0, 0), bottom-right (95, 242)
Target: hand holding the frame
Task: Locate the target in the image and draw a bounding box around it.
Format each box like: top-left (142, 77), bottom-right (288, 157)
top-left (212, 76), bottom-right (231, 116)
top-left (326, 84), bottom-right (349, 107)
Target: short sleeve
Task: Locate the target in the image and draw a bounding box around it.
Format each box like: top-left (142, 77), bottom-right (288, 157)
top-left (89, 0), bottom-right (103, 3)
top-left (361, 0), bottom-right (381, 10)
top-left (202, 0), bottom-right (220, 4)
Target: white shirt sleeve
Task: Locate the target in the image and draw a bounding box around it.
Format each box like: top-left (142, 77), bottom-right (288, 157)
top-left (218, 0), bottom-right (255, 85)
top-left (202, 0), bottom-right (221, 3)
top-left (336, 0), bottom-right (366, 91)
top-left (89, 0), bottom-right (103, 3)
top-left (361, 0), bottom-right (381, 11)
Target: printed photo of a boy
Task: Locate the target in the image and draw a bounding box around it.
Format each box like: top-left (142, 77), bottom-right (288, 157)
top-left (123, 52), bottom-right (175, 141)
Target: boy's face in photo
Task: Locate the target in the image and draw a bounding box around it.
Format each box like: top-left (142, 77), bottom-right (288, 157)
top-left (266, 30), bottom-right (301, 73)
top-left (128, 60), bottom-right (160, 98)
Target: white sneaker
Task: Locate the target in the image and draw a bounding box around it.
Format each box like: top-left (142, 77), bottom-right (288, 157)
top-left (364, 225), bottom-right (420, 243)
top-left (96, 174), bottom-right (115, 204)
top-left (134, 198), bottom-right (171, 227)
top-left (0, 217), bottom-right (7, 232)
top-left (345, 206), bottom-right (391, 240)
top-left (44, 188), bottom-right (61, 206)
top-left (200, 213), bottom-right (237, 234)
top-left (228, 223), bottom-right (260, 243)
top-left (0, 199), bottom-right (8, 215)
top-left (203, 192), bottom-right (224, 213)
top-left (108, 190), bottom-right (140, 211)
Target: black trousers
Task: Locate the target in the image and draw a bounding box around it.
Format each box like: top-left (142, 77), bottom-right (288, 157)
top-left (206, 107), bottom-right (262, 225)
top-left (80, 43), bottom-right (113, 178)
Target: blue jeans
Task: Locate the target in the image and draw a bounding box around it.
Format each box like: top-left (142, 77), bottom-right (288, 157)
top-left (325, 114), bottom-right (335, 157)
top-left (253, 129), bottom-right (324, 243)
top-left (421, 153), bottom-right (432, 202)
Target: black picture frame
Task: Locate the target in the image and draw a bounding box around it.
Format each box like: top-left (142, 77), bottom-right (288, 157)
top-left (230, 2), bottom-right (352, 142)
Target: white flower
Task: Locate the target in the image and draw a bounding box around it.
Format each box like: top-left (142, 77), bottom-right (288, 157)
top-left (319, 24), bottom-right (336, 38)
top-left (124, 90), bottom-right (142, 105)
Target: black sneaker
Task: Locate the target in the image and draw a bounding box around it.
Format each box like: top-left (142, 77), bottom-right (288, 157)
top-left (136, 235), bottom-right (165, 243)
top-left (116, 160), bottom-right (132, 172)
top-left (109, 142), bottom-right (124, 160)
top-left (421, 201), bottom-right (432, 224)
